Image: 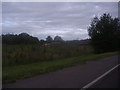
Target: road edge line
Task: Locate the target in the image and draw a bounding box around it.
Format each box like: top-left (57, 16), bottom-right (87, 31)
top-left (81, 64), bottom-right (120, 89)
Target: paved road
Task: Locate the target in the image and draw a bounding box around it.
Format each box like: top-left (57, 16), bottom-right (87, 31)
top-left (3, 55), bottom-right (119, 88)
top-left (90, 65), bottom-right (120, 88)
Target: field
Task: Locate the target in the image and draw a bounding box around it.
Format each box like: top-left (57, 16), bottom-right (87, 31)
top-left (3, 51), bottom-right (118, 84)
top-left (2, 44), bottom-right (93, 66)
top-left (2, 43), bottom-right (118, 84)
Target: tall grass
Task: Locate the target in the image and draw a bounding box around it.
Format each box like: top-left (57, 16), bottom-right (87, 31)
top-left (3, 44), bottom-right (93, 67)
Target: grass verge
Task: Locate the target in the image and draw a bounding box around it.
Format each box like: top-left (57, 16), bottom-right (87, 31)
top-left (3, 51), bottom-right (118, 84)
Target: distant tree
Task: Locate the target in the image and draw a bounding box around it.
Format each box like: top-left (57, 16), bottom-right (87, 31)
top-left (19, 33), bottom-right (30, 36)
top-left (88, 13), bottom-right (120, 53)
top-left (54, 36), bottom-right (64, 42)
top-left (39, 39), bottom-right (45, 45)
top-left (46, 36), bottom-right (53, 43)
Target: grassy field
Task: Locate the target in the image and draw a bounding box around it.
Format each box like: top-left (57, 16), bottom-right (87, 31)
top-left (3, 51), bottom-right (118, 84)
top-left (3, 44), bottom-right (93, 66)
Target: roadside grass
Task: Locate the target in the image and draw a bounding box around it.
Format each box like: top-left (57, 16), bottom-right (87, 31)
top-left (3, 51), bottom-right (118, 84)
top-left (3, 44), bottom-right (93, 66)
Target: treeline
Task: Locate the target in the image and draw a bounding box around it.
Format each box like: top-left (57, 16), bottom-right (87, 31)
top-left (2, 33), bottom-right (39, 44)
top-left (2, 33), bottom-right (64, 45)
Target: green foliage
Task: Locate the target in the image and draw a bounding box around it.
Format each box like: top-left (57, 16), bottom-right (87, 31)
top-left (2, 33), bottom-right (39, 44)
top-left (2, 44), bottom-right (93, 67)
top-left (88, 13), bottom-right (120, 53)
top-left (3, 51), bottom-right (118, 84)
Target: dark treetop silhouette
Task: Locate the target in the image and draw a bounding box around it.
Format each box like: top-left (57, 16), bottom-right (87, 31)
top-left (88, 13), bottom-right (120, 53)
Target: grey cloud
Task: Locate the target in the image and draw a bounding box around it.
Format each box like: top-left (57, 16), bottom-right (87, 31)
top-left (2, 2), bottom-right (117, 40)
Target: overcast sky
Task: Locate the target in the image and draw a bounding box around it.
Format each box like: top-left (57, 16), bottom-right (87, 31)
top-left (2, 2), bottom-right (118, 40)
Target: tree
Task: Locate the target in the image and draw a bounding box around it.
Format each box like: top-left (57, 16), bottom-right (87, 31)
top-left (54, 36), bottom-right (64, 42)
top-left (88, 13), bottom-right (120, 53)
top-left (46, 36), bottom-right (53, 43)
top-left (39, 39), bottom-right (45, 45)
top-left (19, 33), bottom-right (30, 36)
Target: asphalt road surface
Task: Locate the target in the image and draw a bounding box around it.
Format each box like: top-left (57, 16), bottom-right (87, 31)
top-left (90, 65), bottom-right (120, 88)
top-left (3, 55), bottom-right (120, 88)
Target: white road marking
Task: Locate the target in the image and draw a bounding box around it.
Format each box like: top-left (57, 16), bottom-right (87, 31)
top-left (81, 64), bottom-right (120, 89)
